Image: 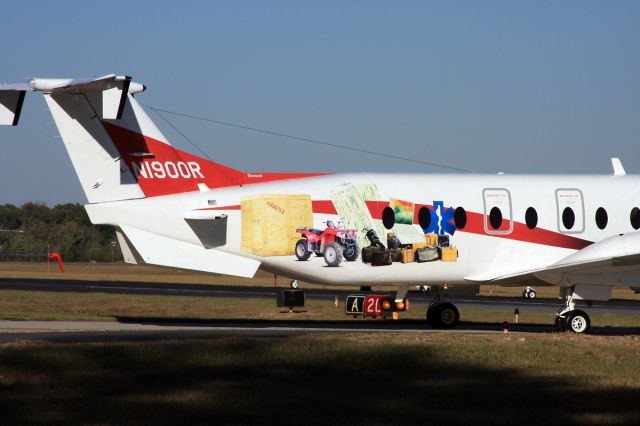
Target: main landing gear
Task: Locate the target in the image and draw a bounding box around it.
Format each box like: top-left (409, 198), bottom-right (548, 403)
top-left (426, 286), bottom-right (460, 329)
top-left (555, 286), bottom-right (591, 334)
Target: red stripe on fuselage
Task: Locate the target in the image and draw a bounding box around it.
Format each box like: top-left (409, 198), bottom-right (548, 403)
top-left (101, 122), bottom-right (327, 197)
top-left (196, 199), bottom-right (592, 250)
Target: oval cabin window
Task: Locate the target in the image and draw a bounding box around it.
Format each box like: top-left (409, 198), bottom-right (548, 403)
top-left (562, 207), bottom-right (575, 230)
top-left (382, 206), bottom-right (395, 230)
top-left (489, 207), bottom-right (503, 230)
top-left (631, 207), bottom-right (640, 230)
top-left (525, 207), bottom-right (538, 229)
top-left (454, 207), bottom-right (467, 229)
top-left (595, 207), bottom-right (608, 230)
top-left (418, 206), bottom-right (431, 230)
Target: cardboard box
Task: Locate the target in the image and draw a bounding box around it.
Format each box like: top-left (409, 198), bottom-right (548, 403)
top-left (241, 194), bottom-right (312, 256)
top-left (441, 246), bottom-right (458, 262)
top-left (424, 233), bottom-right (438, 245)
top-left (401, 248), bottom-right (415, 263)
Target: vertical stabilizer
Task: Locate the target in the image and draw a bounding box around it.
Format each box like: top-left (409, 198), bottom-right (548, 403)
top-left (6, 74), bottom-right (326, 203)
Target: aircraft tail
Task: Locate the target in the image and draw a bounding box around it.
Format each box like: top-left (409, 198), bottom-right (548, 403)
top-left (2, 74), bottom-right (322, 204)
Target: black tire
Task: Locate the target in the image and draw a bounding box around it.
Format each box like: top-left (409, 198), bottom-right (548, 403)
top-left (343, 242), bottom-right (360, 261)
top-left (295, 239), bottom-right (311, 261)
top-left (324, 242), bottom-right (343, 267)
top-left (528, 290), bottom-right (536, 299)
top-left (566, 310), bottom-right (590, 333)
top-left (427, 303), bottom-right (459, 329)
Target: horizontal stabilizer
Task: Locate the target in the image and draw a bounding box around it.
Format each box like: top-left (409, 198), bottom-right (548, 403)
top-left (119, 225), bottom-right (260, 278)
top-left (30, 74), bottom-right (133, 120)
top-left (0, 84), bottom-right (29, 125)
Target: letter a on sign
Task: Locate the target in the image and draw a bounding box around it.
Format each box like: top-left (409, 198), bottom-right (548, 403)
top-left (351, 298), bottom-right (360, 312)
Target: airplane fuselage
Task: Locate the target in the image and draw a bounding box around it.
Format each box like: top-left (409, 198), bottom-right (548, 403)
top-left (86, 172), bottom-right (640, 286)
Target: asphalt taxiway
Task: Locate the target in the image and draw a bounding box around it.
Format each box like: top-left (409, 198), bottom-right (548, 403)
top-left (1, 278), bottom-right (639, 314)
top-left (1, 278), bottom-right (639, 342)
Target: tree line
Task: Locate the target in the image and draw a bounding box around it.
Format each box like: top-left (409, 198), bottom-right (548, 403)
top-left (0, 203), bottom-right (122, 262)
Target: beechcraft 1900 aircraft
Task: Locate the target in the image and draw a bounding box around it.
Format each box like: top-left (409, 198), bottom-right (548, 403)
top-left (1, 74), bottom-right (639, 333)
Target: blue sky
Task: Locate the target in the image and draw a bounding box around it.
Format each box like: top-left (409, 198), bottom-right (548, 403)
top-left (1, 1), bottom-right (639, 205)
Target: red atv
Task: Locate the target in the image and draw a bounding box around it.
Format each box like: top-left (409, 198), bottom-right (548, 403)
top-left (295, 220), bottom-right (359, 267)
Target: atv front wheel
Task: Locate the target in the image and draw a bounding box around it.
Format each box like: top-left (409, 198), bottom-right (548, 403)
top-left (324, 242), bottom-right (343, 267)
top-left (343, 243), bottom-right (359, 261)
top-left (295, 239), bottom-right (312, 261)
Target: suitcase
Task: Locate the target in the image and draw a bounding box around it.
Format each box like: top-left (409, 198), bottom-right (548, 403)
top-left (412, 241), bottom-right (428, 251)
top-left (362, 246), bottom-right (384, 263)
top-left (387, 236), bottom-right (402, 249)
top-left (440, 246), bottom-right (458, 262)
top-left (416, 245), bottom-right (439, 263)
top-left (401, 248), bottom-right (415, 263)
top-left (438, 235), bottom-right (450, 248)
top-left (371, 250), bottom-right (393, 266)
top-left (390, 248), bottom-right (403, 262)
top-left (424, 233), bottom-right (438, 245)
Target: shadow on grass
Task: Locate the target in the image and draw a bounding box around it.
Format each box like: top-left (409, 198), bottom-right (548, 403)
top-left (115, 315), bottom-right (640, 336)
top-left (0, 338), bottom-right (639, 425)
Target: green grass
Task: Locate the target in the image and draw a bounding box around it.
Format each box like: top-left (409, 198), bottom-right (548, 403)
top-left (1, 285), bottom-right (640, 424)
top-left (0, 335), bottom-right (640, 425)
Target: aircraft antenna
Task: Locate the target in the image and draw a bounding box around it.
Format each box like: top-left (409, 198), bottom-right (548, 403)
top-left (141, 103), bottom-right (475, 173)
top-left (144, 105), bottom-right (245, 186)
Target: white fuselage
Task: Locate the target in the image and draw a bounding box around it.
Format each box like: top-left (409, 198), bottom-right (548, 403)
top-left (86, 172), bottom-right (640, 286)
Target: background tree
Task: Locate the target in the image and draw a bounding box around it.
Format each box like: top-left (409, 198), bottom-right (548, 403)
top-left (0, 203), bottom-right (122, 262)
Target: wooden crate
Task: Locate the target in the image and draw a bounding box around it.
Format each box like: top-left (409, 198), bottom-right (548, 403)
top-left (240, 194), bottom-right (312, 256)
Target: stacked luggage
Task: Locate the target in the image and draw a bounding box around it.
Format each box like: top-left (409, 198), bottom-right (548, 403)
top-left (361, 230), bottom-right (458, 267)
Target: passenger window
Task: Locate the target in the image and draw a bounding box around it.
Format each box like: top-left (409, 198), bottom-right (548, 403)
top-left (454, 207), bottom-right (467, 229)
top-left (382, 206), bottom-right (395, 230)
top-left (418, 206), bottom-right (431, 230)
top-left (562, 207), bottom-right (575, 230)
top-left (525, 207), bottom-right (538, 229)
top-left (595, 207), bottom-right (608, 230)
top-left (489, 207), bottom-right (502, 230)
top-left (631, 207), bottom-right (640, 230)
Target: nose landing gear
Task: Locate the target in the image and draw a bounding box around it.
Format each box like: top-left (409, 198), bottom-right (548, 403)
top-left (555, 286), bottom-right (591, 333)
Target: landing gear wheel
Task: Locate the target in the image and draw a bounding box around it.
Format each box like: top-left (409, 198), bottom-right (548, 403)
top-left (343, 243), bottom-right (359, 261)
top-left (566, 310), bottom-right (590, 334)
top-left (295, 239), bottom-right (311, 261)
top-left (323, 242), bottom-right (343, 267)
top-left (427, 303), bottom-right (459, 329)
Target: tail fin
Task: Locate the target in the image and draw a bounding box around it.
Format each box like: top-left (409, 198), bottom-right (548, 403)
top-left (40, 75), bottom-right (248, 203)
top-left (3, 74), bottom-right (326, 203)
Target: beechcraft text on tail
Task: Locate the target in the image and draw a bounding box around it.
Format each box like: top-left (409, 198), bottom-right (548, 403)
top-left (2, 74), bottom-right (640, 333)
